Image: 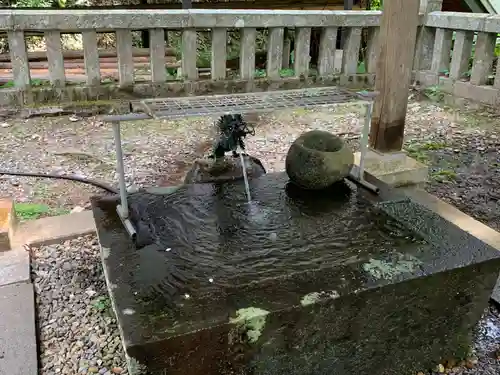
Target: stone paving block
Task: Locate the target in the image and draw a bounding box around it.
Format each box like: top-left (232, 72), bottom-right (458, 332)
top-left (12, 210), bottom-right (96, 247)
top-left (0, 282), bottom-right (37, 375)
top-left (353, 149), bottom-right (428, 187)
top-left (0, 247), bottom-right (30, 287)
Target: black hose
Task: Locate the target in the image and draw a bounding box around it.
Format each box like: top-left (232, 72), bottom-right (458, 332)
top-left (0, 171), bottom-right (118, 194)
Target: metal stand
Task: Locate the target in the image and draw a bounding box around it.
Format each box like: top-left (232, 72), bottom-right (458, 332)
top-left (348, 100), bottom-right (379, 193)
top-left (103, 87), bottom-right (379, 240)
top-left (112, 121), bottom-right (137, 240)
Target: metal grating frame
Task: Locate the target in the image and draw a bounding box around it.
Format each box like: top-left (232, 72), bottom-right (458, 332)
top-left (139, 87), bottom-right (371, 120)
top-left (103, 87), bottom-right (379, 242)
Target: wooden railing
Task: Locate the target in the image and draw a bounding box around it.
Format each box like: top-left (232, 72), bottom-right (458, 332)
top-left (0, 9), bottom-right (499, 108)
top-left (0, 9), bottom-right (382, 106)
top-left (415, 11), bottom-right (500, 106)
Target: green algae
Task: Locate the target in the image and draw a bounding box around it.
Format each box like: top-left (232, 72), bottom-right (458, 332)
top-left (229, 307), bottom-right (270, 343)
top-left (300, 290), bottom-right (340, 307)
top-left (128, 355), bottom-right (148, 375)
top-left (102, 246), bottom-right (111, 260)
top-left (363, 254), bottom-right (423, 280)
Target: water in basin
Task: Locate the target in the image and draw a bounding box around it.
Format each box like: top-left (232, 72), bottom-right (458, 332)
top-left (123, 173), bottom-right (425, 311)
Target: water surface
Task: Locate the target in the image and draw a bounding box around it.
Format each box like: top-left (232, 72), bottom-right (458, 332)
top-left (126, 174), bottom-right (424, 303)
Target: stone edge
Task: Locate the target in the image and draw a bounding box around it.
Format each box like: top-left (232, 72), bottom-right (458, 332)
top-left (398, 186), bottom-right (500, 305)
top-left (353, 151), bottom-right (429, 187)
top-left (11, 210), bottom-right (96, 248)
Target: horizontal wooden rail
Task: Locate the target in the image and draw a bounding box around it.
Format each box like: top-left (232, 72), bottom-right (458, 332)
top-left (424, 11), bottom-right (500, 32)
top-left (0, 9), bottom-right (382, 30)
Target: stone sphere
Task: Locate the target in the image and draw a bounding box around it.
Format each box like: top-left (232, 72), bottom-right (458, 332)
top-left (285, 130), bottom-right (354, 190)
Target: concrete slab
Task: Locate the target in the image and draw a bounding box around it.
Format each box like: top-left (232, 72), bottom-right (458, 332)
top-left (12, 210), bottom-right (96, 247)
top-left (0, 282), bottom-right (37, 375)
top-left (0, 247), bottom-right (30, 287)
top-left (398, 186), bottom-right (500, 304)
top-left (353, 149), bottom-right (428, 187)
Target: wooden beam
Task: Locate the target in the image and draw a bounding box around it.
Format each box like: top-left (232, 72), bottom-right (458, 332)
top-left (369, 0), bottom-right (420, 153)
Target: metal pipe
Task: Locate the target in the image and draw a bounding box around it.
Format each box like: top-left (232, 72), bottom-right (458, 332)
top-left (103, 113), bottom-right (151, 123)
top-left (112, 121), bottom-right (129, 219)
top-left (358, 101), bottom-right (372, 182)
top-left (347, 100), bottom-right (379, 194)
top-left (117, 204), bottom-right (137, 240)
top-left (346, 174), bottom-right (379, 194)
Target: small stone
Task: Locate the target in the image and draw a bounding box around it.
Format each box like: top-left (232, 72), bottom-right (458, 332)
top-left (465, 357), bottom-right (478, 369)
top-left (88, 367), bottom-right (99, 373)
top-left (112, 367), bottom-right (124, 374)
top-left (417, 372), bottom-right (425, 375)
top-left (445, 359), bottom-right (456, 368)
top-left (437, 364), bottom-right (445, 373)
top-left (0, 122), bottom-right (11, 128)
top-left (69, 114), bottom-right (82, 122)
top-left (71, 206), bottom-right (85, 213)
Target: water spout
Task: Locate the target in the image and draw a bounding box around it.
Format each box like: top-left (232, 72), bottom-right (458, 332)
top-left (239, 153), bottom-right (252, 203)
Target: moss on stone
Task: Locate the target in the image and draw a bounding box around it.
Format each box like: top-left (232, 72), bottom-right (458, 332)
top-left (300, 290), bottom-right (340, 307)
top-left (229, 307), bottom-right (270, 344)
top-left (362, 254), bottom-right (423, 280)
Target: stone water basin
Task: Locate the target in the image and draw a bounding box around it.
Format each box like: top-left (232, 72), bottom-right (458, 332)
top-left (91, 172), bottom-right (500, 375)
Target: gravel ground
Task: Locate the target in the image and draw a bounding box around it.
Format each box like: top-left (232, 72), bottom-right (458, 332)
top-left (1, 94), bottom-right (498, 374)
top-left (32, 236), bottom-right (127, 375)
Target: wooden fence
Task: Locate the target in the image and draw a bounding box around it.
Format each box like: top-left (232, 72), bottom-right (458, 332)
top-left (0, 9), bottom-right (498, 107)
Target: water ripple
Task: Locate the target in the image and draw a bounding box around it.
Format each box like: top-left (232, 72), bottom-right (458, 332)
top-left (126, 175), bottom-right (422, 304)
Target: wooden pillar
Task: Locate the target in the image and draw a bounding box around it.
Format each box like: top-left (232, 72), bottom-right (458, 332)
top-left (369, 0), bottom-right (421, 153)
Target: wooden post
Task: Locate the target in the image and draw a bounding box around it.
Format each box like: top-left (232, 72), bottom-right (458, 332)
top-left (369, 0), bottom-right (420, 153)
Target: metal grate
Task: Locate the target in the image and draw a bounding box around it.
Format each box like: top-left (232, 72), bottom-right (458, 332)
top-left (139, 87), bottom-right (372, 120)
